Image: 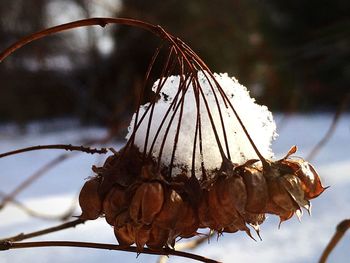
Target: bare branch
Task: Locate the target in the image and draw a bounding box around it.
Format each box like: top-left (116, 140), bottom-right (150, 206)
top-left (0, 190), bottom-right (76, 221)
top-left (307, 93), bottom-right (350, 161)
top-left (0, 154), bottom-right (72, 209)
top-left (319, 219), bottom-right (350, 263)
top-left (0, 219), bottom-right (85, 243)
top-left (0, 144), bottom-right (107, 159)
top-left (0, 18), bottom-right (172, 63)
top-left (0, 220), bottom-right (219, 262)
top-left (0, 241), bottom-right (221, 263)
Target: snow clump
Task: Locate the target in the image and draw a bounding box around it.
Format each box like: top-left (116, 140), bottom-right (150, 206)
top-left (126, 72), bottom-right (277, 177)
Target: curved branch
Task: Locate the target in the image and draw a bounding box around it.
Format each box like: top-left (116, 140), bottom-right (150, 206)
top-left (0, 241), bottom-right (221, 263)
top-left (319, 219), bottom-right (350, 263)
top-left (0, 18), bottom-right (169, 63)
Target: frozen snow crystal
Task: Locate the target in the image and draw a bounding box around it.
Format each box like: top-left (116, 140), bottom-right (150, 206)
top-left (126, 72), bottom-right (277, 177)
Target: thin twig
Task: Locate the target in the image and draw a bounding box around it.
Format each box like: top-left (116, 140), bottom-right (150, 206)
top-left (319, 219), bottom-right (350, 263)
top-left (307, 93), bottom-right (350, 161)
top-left (0, 130), bottom-right (115, 212)
top-left (0, 190), bottom-right (76, 221)
top-left (0, 219), bottom-right (85, 243)
top-left (0, 153), bottom-right (71, 209)
top-left (0, 144), bottom-right (107, 159)
top-left (0, 241), bottom-right (220, 263)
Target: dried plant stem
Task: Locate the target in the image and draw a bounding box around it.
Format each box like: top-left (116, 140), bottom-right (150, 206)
top-left (0, 131), bottom-right (114, 212)
top-left (0, 190), bottom-right (76, 221)
top-left (0, 219), bottom-right (85, 243)
top-left (0, 153), bottom-right (71, 209)
top-left (0, 144), bottom-right (107, 159)
top-left (0, 18), bottom-right (165, 63)
top-left (0, 241), bottom-right (220, 263)
top-left (307, 93), bottom-right (349, 161)
top-left (319, 219), bottom-right (350, 263)
top-left (0, 219), bottom-right (219, 262)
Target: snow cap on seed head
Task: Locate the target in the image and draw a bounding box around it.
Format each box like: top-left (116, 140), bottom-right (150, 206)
top-left (126, 71), bottom-right (277, 178)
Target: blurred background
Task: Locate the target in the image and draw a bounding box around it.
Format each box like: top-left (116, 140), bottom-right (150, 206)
top-left (0, 1), bottom-right (350, 263)
top-left (0, 0), bottom-right (349, 129)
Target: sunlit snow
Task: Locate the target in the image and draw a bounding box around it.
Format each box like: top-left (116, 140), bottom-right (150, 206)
top-left (126, 72), bottom-right (277, 176)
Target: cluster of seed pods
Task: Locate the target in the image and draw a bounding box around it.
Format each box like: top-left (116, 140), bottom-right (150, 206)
top-left (79, 145), bottom-right (325, 250)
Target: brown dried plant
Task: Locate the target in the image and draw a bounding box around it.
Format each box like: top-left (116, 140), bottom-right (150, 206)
top-left (0, 17), bottom-right (328, 263)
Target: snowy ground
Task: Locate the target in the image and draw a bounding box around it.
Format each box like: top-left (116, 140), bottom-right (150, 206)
top-left (0, 114), bottom-right (349, 263)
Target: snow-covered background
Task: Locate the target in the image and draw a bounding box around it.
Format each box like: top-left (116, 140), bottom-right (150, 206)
top-left (0, 114), bottom-right (349, 263)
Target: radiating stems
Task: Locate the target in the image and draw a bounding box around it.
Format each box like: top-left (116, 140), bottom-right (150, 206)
top-left (131, 44), bottom-right (164, 147)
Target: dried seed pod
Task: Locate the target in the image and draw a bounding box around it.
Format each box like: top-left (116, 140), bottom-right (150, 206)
top-left (103, 185), bottom-right (128, 225)
top-left (198, 189), bottom-right (216, 228)
top-left (79, 177), bottom-right (102, 220)
top-left (215, 172), bottom-right (247, 228)
top-left (98, 146), bottom-right (143, 195)
top-left (135, 225), bottom-right (152, 249)
top-left (267, 178), bottom-right (296, 212)
top-left (262, 150), bottom-right (326, 222)
top-left (280, 174), bottom-right (310, 212)
top-left (129, 181), bottom-right (164, 225)
top-left (240, 166), bottom-right (268, 213)
top-left (264, 177), bottom-right (299, 222)
top-left (114, 224), bottom-right (135, 247)
top-left (283, 159), bottom-right (325, 199)
top-left (243, 212), bottom-right (266, 238)
top-left (115, 210), bottom-right (130, 228)
top-left (154, 189), bottom-right (184, 229)
top-left (176, 202), bottom-right (198, 238)
top-left (199, 173), bottom-right (247, 231)
top-left (146, 226), bottom-right (170, 249)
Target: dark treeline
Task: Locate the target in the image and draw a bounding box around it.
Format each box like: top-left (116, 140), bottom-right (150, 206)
top-left (0, 0), bottom-right (348, 126)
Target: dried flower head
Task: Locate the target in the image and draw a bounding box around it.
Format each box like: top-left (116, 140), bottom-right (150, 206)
top-left (77, 19), bottom-right (325, 251)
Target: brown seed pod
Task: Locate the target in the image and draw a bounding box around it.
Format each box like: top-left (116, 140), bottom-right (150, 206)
top-left (103, 185), bottom-right (128, 225)
top-left (283, 159), bottom-right (326, 199)
top-left (98, 146), bottom-right (143, 195)
top-left (129, 181), bottom-right (164, 225)
top-left (280, 174), bottom-right (310, 212)
top-left (265, 177), bottom-right (299, 222)
top-left (154, 189), bottom-right (185, 229)
top-left (214, 172), bottom-right (247, 228)
top-left (261, 148), bottom-right (326, 223)
top-left (243, 212), bottom-right (266, 234)
top-left (115, 210), bottom-right (130, 228)
top-left (240, 166), bottom-right (268, 213)
top-left (146, 226), bottom-right (170, 249)
top-left (78, 177), bottom-right (102, 220)
top-left (134, 224), bottom-right (152, 249)
top-left (206, 177), bottom-right (242, 230)
top-left (175, 201), bottom-right (198, 239)
top-left (198, 189), bottom-right (216, 228)
top-left (199, 166), bottom-right (252, 236)
top-left (114, 224), bottom-right (135, 247)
